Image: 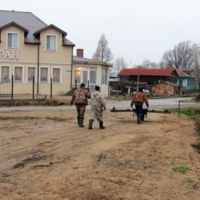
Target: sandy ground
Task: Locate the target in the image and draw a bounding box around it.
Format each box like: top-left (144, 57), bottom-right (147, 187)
top-left (0, 108), bottom-right (200, 200)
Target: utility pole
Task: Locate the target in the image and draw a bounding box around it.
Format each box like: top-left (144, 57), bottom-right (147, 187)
top-left (137, 65), bottom-right (140, 91)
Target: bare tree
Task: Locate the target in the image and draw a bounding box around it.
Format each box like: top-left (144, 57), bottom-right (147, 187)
top-left (141, 59), bottom-right (159, 69)
top-left (159, 61), bottom-right (165, 69)
top-left (161, 41), bottom-right (195, 69)
top-left (192, 44), bottom-right (200, 97)
top-left (141, 59), bottom-right (151, 68)
top-left (112, 57), bottom-right (128, 73)
top-left (92, 34), bottom-right (113, 62)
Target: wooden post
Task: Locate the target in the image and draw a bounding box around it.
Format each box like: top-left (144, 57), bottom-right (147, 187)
top-left (50, 78), bottom-right (52, 98)
top-left (75, 79), bottom-right (77, 89)
top-left (32, 76), bottom-right (35, 99)
top-left (108, 81), bottom-right (110, 98)
top-left (11, 75), bottom-right (14, 99)
top-left (179, 101), bottom-right (180, 118)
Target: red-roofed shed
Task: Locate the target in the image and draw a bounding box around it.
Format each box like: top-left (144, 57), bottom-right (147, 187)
top-left (118, 68), bottom-right (179, 86)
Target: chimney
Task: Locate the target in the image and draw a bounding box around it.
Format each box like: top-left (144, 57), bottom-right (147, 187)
top-left (77, 49), bottom-right (84, 57)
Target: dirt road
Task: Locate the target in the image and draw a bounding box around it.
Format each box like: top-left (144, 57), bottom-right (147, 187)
top-left (0, 97), bottom-right (199, 113)
top-left (0, 109), bottom-right (200, 200)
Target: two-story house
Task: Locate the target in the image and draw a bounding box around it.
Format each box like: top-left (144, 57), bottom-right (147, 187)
top-left (0, 10), bottom-right (75, 96)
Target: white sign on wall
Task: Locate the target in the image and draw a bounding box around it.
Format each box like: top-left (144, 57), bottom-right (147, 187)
top-left (0, 51), bottom-right (19, 59)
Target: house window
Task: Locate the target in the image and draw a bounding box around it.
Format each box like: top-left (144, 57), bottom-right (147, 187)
top-left (40, 68), bottom-right (48, 82)
top-left (83, 71), bottom-right (88, 85)
top-left (1, 66), bottom-right (10, 81)
top-left (90, 68), bottom-right (96, 84)
top-left (74, 67), bottom-right (97, 85)
top-left (46, 35), bottom-right (56, 51)
top-left (8, 33), bottom-right (18, 49)
top-left (14, 67), bottom-right (23, 82)
top-left (101, 68), bottom-right (107, 85)
top-left (74, 69), bottom-right (81, 84)
top-left (53, 68), bottom-right (61, 83)
top-left (28, 67), bottom-right (36, 82)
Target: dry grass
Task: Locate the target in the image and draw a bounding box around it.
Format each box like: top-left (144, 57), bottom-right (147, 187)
top-left (180, 99), bottom-right (200, 103)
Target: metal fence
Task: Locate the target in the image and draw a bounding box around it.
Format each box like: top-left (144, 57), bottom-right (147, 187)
top-left (0, 76), bottom-right (13, 99)
top-left (0, 76), bottom-right (53, 100)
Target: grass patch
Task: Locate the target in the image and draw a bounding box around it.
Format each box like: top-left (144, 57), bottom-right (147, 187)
top-left (0, 98), bottom-right (71, 107)
top-left (169, 108), bottom-right (200, 136)
top-left (169, 108), bottom-right (200, 151)
top-left (22, 101), bottom-right (29, 106)
top-left (35, 99), bottom-right (50, 106)
top-left (0, 116), bottom-right (36, 121)
top-left (193, 183), bottom-right (198, 189)
top-left (169, 107), bottom-right (200, 119)
top-left (169, 108), bottom-right (200, 125)
top-left (16, 101), bottom-right (22, 106)
top-left (97, 152), bottom-right (106, 162)
top-left (21, 116), bottom-right (35, 120)
top-left (172, 164), bottom-right (193, 173)
top-left (180, 99), bottom-right (200, 103)
top-left (186, 178), bottom-right (194, 183)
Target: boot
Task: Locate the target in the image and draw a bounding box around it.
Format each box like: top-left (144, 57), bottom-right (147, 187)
top-left (77, 117), bottom-right (81, 127)
top-left (99, 121), bottom-right (105, 129)
top-left (137, 118), bottom-right (141, 124)
top-left (89, 119), bottom-right (94, 129)
top-left (79, 117), bottom-right (85, 127)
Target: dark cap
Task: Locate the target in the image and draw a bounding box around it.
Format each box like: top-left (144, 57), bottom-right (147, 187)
top-left (139, 88), bottom-right (143, 92)
top-left (80, 83), bottom-right (85, 88)
top-left (95, 85), bottom-right (100, 91)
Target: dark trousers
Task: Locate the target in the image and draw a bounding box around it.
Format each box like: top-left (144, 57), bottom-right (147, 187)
top-left (135, 102), bottom-right (143, 120)
top-left (76, 105), bottom-right (86, 117)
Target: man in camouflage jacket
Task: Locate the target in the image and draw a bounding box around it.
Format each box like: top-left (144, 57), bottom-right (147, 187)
top-left (88, 85), bottom-right (106, 129)
top-left (70, 83), bottom-right (90, 127)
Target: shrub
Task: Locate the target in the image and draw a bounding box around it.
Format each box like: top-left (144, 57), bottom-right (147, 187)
top-left (22, 101), bottom-right (29, 106)
top-left (16, 101), bottom-right (21, 106)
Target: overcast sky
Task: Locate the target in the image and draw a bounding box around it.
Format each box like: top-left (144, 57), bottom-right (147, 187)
top-left (1, 0), bottom-right (200, 67)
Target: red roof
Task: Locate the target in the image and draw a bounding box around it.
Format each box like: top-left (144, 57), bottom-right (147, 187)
top-left (118, 68), bottom-right (176, 76)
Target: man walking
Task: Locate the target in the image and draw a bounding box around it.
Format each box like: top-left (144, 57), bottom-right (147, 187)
top-left (70, 83), bottom-right (90, 127)
top-left (88, 85), bottom-right (106, 129)
top-left (130, 88), bottom-right (149, 124)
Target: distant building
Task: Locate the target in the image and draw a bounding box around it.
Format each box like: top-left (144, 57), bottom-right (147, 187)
top-left (109, 73), bottom-right (119, 82)
top-left (118, 68), bottom-right (179, 86)
top-left (109, 72), bottom-right (119, 89)
top-left (0, 10), bottom-right (112, 97)
top-left (176, 69), bottom-right (195, 91)
top-left (72, 49), bottom-right (112, 97)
